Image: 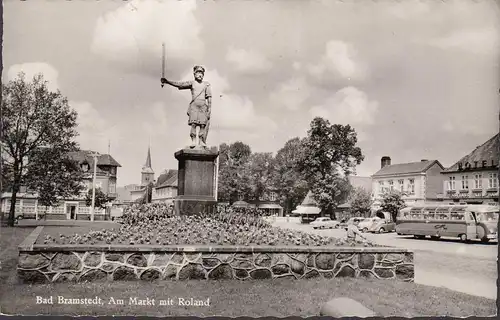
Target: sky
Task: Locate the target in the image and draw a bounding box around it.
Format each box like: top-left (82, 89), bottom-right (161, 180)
top-left (3, 0), bottom-right (500, 187)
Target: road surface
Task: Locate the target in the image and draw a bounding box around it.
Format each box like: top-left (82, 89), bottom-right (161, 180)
top-left (271, 217), bottom-right (497, 300)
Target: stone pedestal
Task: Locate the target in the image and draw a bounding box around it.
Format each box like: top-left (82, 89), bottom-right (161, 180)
top-left (173, 147), bottom-right (219, 216)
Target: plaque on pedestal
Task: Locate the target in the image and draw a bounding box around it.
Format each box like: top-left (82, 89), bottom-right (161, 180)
top-left (173, 147), bottom-right (219, 216)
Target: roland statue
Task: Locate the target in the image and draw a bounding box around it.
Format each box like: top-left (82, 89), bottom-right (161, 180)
top-left (161, 66), bottom-right (212, 149)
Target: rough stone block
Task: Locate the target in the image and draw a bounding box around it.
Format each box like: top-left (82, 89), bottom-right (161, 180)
top-left (18, 253), bottom-right (49, 269)
top-left (178, 263), bottom-right (206, 280)
top-left (51, 253), bottom-right (82, 271)
top-left (208, 264), bottom-right (233, 280)
top-left (320, 297), bottom-right (376, 317)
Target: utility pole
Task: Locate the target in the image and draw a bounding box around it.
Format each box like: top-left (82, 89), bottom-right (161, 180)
top-left (90, 152), bottom-right (100, 222)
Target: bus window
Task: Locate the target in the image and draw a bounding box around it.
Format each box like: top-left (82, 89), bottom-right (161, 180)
top-left (435, 212), bottom-right (449, 220)
top-left (450, 212), bottom-right (464, 220)
top-left (423, 213), bottom-right (435, 220)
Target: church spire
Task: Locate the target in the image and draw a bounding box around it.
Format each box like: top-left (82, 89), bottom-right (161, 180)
top-left (145, 145), bottom-right (152, 169)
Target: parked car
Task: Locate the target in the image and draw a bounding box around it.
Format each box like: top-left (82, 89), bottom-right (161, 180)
top-left (358, 217), bottom-right (380, 233)
top-left (368, 219), bottom-right (396, 233)
top-left (341, 217), bottom-right (365, 230)
top-left (310, 217), bottom-right (340, 229)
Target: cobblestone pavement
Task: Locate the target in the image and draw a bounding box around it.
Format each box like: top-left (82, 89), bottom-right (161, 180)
top-left (271, 218), bottom-right (497, 300)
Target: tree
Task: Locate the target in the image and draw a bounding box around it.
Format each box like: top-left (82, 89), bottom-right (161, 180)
top-left (27, 147), bottom-right (85, 217)
top-left (298, 117), bottom-right (364, 219)
top-left (380, 190), bottom-right (407, 222)
top-left (272, 137), bottom-right (309, 214)
top-left (85, 188), bottom-right (111, 210)
top-left (349, 186), bottom-right (373, 217)
top-left (244, 152), bottom-right (275, 201)
top-left (217, 141), bottom-right (252, 203)
top-left (2, 72), bottom-right (81, 226)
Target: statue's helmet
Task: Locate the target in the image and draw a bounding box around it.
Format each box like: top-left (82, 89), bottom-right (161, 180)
top-left (193, 65), bottom-right (205, 74)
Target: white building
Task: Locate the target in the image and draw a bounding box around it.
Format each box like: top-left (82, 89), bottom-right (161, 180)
top-left (371, 156), bottom-right (445, 207)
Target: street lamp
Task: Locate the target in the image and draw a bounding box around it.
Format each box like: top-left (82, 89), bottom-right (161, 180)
top-left (88, 152), bottom-right (100, 222)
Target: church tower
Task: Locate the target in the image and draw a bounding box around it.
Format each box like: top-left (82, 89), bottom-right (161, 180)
top-left (141, 146), bottom-right (155, 186)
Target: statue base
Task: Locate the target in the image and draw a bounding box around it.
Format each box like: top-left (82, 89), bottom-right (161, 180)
top-left (173, 147), bottom-right (219, 216)
top-left (173, 196), bottom-right (217, 216)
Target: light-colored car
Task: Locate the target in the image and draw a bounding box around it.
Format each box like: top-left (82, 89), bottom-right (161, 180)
top-left (310, 217), bottom-right (340, 229)
top-left (368, 219), bottom-right (396, 233)
top-left (358, 217), bottom-right (380, 233)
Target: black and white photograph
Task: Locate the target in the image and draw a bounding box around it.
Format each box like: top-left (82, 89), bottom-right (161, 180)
top-left (1, 0), bottom-right (498, 317)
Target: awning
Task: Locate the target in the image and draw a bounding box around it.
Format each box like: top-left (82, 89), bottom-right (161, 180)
top-left (258, 203), bottom-right (283, 210)
top-left (337, 202), bottom-right (351, 209)
top-left (232, 200), bottom-right (250, 208)
top-left (292, 205), bottom-right (321, 214)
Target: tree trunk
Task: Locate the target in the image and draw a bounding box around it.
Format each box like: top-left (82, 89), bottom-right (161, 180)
top-left (8, 184), bottom-right (19, 227)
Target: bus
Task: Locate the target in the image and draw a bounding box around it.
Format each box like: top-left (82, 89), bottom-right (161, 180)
top-left (396, 204), bottom-right (498, 243)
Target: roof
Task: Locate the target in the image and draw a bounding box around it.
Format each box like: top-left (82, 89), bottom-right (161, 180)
top-left (372, 160), bottom-right (443, 177)
top-left (300, 191), bottom-right (319, 206)
top-left (292, 206), bottom-right (321, 214)
top-left (145, 146), bottom-right (152, 168)
top-left (443, 134), bottom-right (499, 172)
top-left (349, 176), bottom-right (372, 193)
top-left (67, 150), bottom-right (122, 167)
top-left (155, 169), bottom-right (178, 188)
top-left (233, 200), bottom-right (249, 207)
top-left (258, 203), bottom-right (282, 209)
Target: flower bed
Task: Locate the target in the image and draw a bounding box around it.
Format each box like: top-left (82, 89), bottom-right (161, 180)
top-left (18, 203), bottom-right (414, 283)
top-left (36, 203), bottom-right (376, 247)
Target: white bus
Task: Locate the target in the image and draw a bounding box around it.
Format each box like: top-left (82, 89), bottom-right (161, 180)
top-left (396, 204), bottom-right (498, 243)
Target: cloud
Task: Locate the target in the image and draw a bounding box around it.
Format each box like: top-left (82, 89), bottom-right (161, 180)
top-left (308, 40), bottom-right (368, 81)
top-left (225, 46), bottom-right (272, 73)
top-left (171, 68), bottom-right (277, 146)
top-left (7, 62), bottom-right (59, 91)
top-left (309, 87), bottom-right (378, 126)
top-left (427, 27), bottom-right (500, 56)
top-left (387, 1), bottom-right (430, 19)
top-left (269, 77), bottom-right (311, 111)
top-left (90, 0), bottom-right (203, 76)
top-left (140, 102), bottom-right (168, 137)
top-left (71, 101), bottom-right (121, 153)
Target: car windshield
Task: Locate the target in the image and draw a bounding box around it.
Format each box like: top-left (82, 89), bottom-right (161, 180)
top-left (475, 211), bottom-right (499, 222)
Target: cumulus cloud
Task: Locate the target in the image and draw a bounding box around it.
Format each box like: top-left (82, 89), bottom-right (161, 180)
top-left (427, 27), bottom-right (500, 56)
top-left (269, 77), bottom-right (311, 111)
top-left (308, 40), bottom-right (368, 81)
top-left (90, 0), bottom-right (203, 76)
top-left (309, 87), bottom-right (378, 126)
top-left (175, 68), bottom-right (277, 132)
top-left (7, 62), bottom-right (60, 91)
top-left (225, 46), bottom-right (272, 73)
top-left (71, 101), bottom-right (121, 153)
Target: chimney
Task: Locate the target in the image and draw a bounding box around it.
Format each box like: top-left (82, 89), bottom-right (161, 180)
top-left (381, 156), bottom-right (391, 169)
top-left (421, 159), bottom-right (428, 162)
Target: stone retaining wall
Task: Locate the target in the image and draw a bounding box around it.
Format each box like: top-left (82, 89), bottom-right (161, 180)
top-left (18, 227), bottom-right (414, 283)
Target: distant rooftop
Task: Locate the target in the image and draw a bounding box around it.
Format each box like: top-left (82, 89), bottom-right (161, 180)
top-left (372, 160), bottom-right (443, 177)
top-left (443, 134), bottom-right (499, 173)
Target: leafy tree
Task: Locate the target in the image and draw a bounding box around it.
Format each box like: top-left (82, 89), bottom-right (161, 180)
top-left (349, 186), bottom-right (373, 217)
top-left (85, 187), bottom-right (111, 210)
top-left (272, 137), bottom-right (309, 214)
top-left (244, 152), bottom-right (275, 201)
top-left (27, 147), bottom-right (85, 218)
top-left (298, 117), bottom-right (364, 219)
top-left (2, 73), bottom-right (82, 226)
top-left (380, 190), bottom-right (407, 222)
top-left (217, 141), bottom-right (252, 203)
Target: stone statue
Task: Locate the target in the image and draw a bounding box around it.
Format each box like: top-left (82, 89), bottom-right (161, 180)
top-left (161, 66), bottom-right (212, 149)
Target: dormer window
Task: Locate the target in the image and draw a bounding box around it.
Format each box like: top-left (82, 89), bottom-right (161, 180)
top-left (81, 161), bottom-right (90, 173)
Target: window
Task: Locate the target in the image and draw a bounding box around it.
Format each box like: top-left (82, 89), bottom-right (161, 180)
top-left (461, 175), bottom-right (468, 190)
top-left (378, 181), bottom-right (385, 194)
top-left (238, 193), bottom-right (244, 201)
top-left (388, 180), bottom-right (394, 191)
top-left (474, 174), bottom-right (482, 189)
top-left (109, 181), bottom-right (116, 193)
top-left (110, 167), bottom-right (117, 175)
top-left (269, 192), bottom-right (277, 201)
top-left (408, 179), bottom-right (415, 194)
top-left (398, 179), bottom-right (404, 192)
top-left (448, 177), bottom-right (456, 190)
top-left (488, 173), bottom-right (498, 189)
